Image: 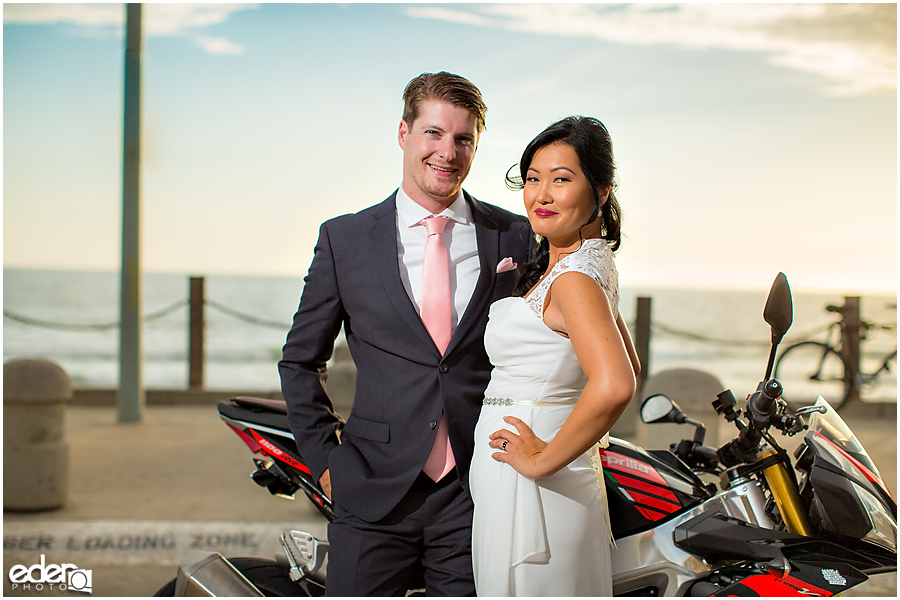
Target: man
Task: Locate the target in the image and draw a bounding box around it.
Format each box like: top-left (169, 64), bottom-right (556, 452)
top-left (279, 72), bottom-right (529, 596)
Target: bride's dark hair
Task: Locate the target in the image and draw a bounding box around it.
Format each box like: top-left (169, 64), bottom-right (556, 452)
top-left (508, 116), bottom-right (622, 297)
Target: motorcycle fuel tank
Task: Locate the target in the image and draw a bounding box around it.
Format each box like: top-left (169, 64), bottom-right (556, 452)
top-left (603, 437), bottom-right (713, 538)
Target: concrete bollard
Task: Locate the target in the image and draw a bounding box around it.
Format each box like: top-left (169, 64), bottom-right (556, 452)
top-left (636, 368), bottom-right (726, 452)
top-left (3, 359), bottom-right (72, 511)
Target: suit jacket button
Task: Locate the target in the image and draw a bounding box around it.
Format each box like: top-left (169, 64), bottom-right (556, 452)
top-left (430, 420), bottom-right (438, 429)
top-left (439, 363), bottom-right (449, 374)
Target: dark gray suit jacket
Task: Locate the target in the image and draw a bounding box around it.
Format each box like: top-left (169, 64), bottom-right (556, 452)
top-left (279, 191), bottom-right (529, 522)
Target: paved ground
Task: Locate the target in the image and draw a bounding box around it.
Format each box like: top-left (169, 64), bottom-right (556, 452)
top-left (4, 403), bottom-right (327, 596)
top-left (3, 402), bottom-right (897, 596)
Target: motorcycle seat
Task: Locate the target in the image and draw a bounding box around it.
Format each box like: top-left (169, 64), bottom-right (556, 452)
top-left (219, 399), bottom-right (292, 437)
top-left (233, 396), bottom-right (288, 414)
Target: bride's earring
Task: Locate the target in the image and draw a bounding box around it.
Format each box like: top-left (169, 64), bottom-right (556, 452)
top-left (534, 233), bottom-right (544, 244)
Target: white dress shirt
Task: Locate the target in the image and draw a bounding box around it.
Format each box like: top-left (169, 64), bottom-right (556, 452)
top-left (395, 187), bottom-right (481, 335)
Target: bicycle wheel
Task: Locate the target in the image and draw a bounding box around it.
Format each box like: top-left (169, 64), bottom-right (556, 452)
top-left (774, 341), bottom-right (847, 407)
top-left (860, 349), bottom-right (897, 402)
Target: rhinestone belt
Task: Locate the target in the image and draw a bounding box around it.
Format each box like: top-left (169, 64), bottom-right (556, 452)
top-left (483, 397), bottom-right (577, 407)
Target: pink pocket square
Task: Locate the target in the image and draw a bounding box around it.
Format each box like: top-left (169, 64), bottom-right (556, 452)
top-left (496, 257), bottom-right (517, 273)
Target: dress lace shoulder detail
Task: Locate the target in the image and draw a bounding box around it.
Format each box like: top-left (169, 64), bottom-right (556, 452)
top-left (525, 238), bottom-right (618, 318)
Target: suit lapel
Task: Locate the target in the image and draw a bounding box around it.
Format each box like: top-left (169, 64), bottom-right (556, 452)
top-left (444, 193), bottom-right (500, 357)
top-left (370, 193), bottom-right (440, 356)
top-left (371, 191), bottom-right (502, 359)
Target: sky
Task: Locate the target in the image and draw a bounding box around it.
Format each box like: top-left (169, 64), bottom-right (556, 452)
top-left (2, 2), bottom-right (897, 293)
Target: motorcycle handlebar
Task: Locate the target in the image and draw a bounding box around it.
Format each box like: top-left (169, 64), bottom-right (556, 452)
top-left (717, 428), bottom-right (760, 468)
top-left (754, 379), bottom-right (783, 414)
top-left (717, 379), bottom-right (784, 467)
top-left (693, 445), bottom-right (719, 462)
top-left (673, 440), bottom-right (721, 468)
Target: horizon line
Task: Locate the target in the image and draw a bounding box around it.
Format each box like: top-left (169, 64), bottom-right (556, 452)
top-left (5, 265), bottom-right (897, 297)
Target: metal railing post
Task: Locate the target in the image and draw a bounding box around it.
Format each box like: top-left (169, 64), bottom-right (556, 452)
top-left (612, 296), bottom-right (652, 437)
top-left (635, 296), bottom-right (652, 393)
top-left (189, 277), bottom-right (205, 390)
top-left (841, 296), bottom-right (862, 405)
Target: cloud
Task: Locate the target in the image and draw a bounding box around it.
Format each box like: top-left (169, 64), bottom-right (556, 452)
top-left (3, 3), bottom-right (258, 55)
top-left (405, 3), bottom-right (896, 96)
top-left (192, 35), bottom-right (246, 56)
top-left (3, 3), bottom-right (122, 28)
top-left (142, 3), bottom-right (258, 38)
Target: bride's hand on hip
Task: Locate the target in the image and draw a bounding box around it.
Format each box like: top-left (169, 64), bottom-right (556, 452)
top-left (489, 416), bottom-right (548, 479)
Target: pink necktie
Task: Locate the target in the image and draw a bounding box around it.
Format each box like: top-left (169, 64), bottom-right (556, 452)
top-left (420, 216), bottom-right (456, 482)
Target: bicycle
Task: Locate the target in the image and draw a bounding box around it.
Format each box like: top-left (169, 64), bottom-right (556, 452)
top-left (774, 303), bottom-right (897, 408)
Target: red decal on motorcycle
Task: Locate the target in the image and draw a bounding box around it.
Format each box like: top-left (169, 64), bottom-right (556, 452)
top-left (737, 575), bottom-right (797, 596)
top-left (228, 424), bottom-right (262, 453)
top-left (610, 470), bottom-right (679, 503)
top-left (599, 450), bottom-right (668, 488)
top-left (635, 505), bottom-right (667, 522)
top-left (815, 432), bottom-right (891, 496)
top-left (627, 488), bottom-right (681, 514)
top-left (634, 506), bottom-right (653, 521)
top-left (250, 430), bottom-right (312, 475)
top-left (735, 574), bottom-right (831, 597)
top-left (781, 574), bottom-right (832, 597)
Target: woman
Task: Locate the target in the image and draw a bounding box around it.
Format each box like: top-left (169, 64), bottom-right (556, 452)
top-left (469, 116), bottom-right (640, 596)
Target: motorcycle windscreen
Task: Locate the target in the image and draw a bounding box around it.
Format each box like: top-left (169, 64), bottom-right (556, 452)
top-left (803, 397), bottom-right (897, 551)
top-left (805, 397), bottom-right (886, 486)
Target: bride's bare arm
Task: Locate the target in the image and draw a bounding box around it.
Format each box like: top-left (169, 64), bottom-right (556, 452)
top-left (489, 271), bottom-right (635, 479)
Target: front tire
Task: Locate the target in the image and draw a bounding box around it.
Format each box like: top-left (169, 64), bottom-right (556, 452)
top-left (153, 557), bottom-right (319, 596)
top-left (153, 579), bottom-right (176, 596)
top-left (774, 341), bottom-right (847, 407)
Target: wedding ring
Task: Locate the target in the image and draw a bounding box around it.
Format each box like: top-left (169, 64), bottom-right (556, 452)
top-left (502, 440), bottom-right (508, 451)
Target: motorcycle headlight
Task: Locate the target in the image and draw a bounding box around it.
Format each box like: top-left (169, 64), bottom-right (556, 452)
top-left (854, 483), bottom-right (897, 552)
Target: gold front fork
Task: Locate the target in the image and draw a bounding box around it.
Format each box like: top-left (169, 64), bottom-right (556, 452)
top-left (759, 448), bottom-right (813, 536)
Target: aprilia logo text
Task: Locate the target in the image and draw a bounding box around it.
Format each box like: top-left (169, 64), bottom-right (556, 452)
top-left (8, 555), bottom-right (92, 593)
top-left (601, 452), bottom-right (651, 475)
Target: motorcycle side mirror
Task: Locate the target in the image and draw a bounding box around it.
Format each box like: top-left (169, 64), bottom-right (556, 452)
top-left (763, 272), bottom-right (794, 380)
top-left (764, 272), bottom-right (793, 346)
top-left (641, 394), bottom-right (686, 425)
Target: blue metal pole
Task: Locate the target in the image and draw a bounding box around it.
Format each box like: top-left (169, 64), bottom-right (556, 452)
top-left (119, 3), bottom-right (144, 422)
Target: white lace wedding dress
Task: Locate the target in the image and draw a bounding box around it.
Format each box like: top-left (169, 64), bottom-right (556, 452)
top-left (470, 237), bottom-right (618, 597)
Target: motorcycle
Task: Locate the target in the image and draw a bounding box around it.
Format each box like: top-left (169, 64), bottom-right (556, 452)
top-left (156, 273), bottom-right (896, 596)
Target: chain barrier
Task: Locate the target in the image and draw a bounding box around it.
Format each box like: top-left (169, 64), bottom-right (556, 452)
top-left (204, 299), bottom-right (289, 329)
top-left (3, 300), bottom-right (887, 349)
top-left (649, 320), bottom-right (837, 348)
top-left (2, 298), bottom-right (290, 331)
top-left (2, 299), bottom-right (189, 332)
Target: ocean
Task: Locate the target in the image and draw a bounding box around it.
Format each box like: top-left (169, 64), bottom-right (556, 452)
top-left (3, 269), bottom-right (897, 403)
